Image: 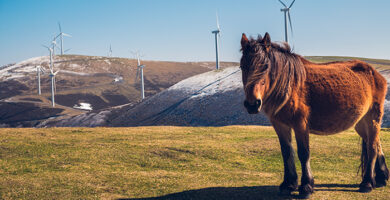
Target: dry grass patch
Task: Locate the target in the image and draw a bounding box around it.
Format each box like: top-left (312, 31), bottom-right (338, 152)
top-left (1, 126), bottom-right (390, 199)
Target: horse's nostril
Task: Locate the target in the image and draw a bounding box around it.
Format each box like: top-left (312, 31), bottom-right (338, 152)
top-left (244, 100), bottom-right (261, 108)
top-left (256, 99), bottom-right (262, 107)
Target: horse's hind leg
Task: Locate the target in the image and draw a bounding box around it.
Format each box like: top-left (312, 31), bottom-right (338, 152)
top-left (375, 142), bottom-right (389, 187)
top-left (355, 102), bottom-right (388, 192)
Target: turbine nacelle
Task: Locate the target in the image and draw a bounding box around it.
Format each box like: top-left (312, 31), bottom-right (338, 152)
top-left (280, 8), bottom-right (290, 12)
top-left (50, 70), bottom-right (60, 76)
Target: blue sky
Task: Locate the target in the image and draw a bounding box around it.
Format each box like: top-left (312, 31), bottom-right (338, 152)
top-left (0, 0), bottom-right (390, 66)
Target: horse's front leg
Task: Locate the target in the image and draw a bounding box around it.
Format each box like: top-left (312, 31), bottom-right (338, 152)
top-left (294, 122), bottom-right (314, 199)
top-left (272, 120), bottom-right (298, 195)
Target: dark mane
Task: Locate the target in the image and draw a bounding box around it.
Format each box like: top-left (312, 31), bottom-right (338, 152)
top-left (245, 37), bottom-right (306, 115)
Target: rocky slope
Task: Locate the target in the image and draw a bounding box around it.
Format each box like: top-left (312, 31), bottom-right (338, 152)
top-left (0, 55), bottom-right (237, 127)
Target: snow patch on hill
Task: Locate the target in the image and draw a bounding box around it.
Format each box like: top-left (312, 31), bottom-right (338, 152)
top-left (0, 56), bottom-right (48, 81)
top-left (169, 67), bottom-right (241, 96)
top-left (108, 66), bottom-right (270, 126)
top-left (52, 66), bottom-right (271, 127)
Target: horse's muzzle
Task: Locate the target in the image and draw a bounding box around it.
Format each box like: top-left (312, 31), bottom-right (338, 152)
top-left (244, 99), bottom-right (262, 114)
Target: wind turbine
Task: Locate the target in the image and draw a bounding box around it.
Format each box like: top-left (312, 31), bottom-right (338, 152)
top-left (108, 44), bottom-right (112, 57)
top-left (133, 51), bottom-right (145, 100)
top-left (51, 35), bottom-right (57, 56)
top-left (278, 0), bottom-right (295, 43)
top-left (36, 66), bottom-right (45, 95)
top-left (57, 22), bottom-right (72, 55)
top-left (42, 45), bottom-right (60, 107)
top-left (211, 12), bottom-right (221, 70)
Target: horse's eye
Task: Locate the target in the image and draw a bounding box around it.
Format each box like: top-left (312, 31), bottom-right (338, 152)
top-left (261, 64), bottom-right (268, 71)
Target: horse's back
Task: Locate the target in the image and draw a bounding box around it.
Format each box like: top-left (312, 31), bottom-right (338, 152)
top-left (338, 60), bottom-right (386, 103)
top-left (304, 60), bottom-right (386, 134)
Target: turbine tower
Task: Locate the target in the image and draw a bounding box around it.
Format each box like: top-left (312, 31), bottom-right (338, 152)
top-left (43, 45), bottom-right (60, 107)
top-left (108, 44), bottom-right (112, 57)
top-left (133, 51), bottom-right (145, 100)
top-left (211, 12), bottom-right (221, 70)
top-left (36, 66), bottom-right (45, 95)
top-left (278, 0), bottom-right (295, 43)
top-left (57, 22), bottom-right (72, 55)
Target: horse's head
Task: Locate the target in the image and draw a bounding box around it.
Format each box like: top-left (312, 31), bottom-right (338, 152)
top-left (240, 32), bottom-right (272, 114)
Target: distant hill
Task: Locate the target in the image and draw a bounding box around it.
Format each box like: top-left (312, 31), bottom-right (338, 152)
top-left (51, 56), bottom-right (390, 128)
top-left (3, 55), bottom-right (390, 127)
top-left (0, 55), bottom-right (237, 127)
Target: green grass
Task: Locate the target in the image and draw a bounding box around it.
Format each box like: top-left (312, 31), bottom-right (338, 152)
top-left (305, 56), bottom-right (390, 71)
top-left (1, 126), bottom-right (390, 199)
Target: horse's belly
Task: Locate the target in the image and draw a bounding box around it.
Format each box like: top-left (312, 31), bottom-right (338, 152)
top-left (309, 106), bottom-right (366, 135)
top-left (306, 74), bottom-right (371, 134)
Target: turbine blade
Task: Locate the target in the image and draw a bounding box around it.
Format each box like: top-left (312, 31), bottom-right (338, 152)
top-left (288, 11), bottom-right (293, 36)
top-left (63, 33), bottom-right (72, 37)
top-left (289, 0), bottom-right (296, 8)
top-left (55, 33), bottom-right (61, 39)
top-left (58, 22), bottom-right (62, 32)
top-left (278, 0), bottom-right (287, 8)
top-left (64, 48), bottom-right (71, 53)
top-left (216, 12), bottom-right (220, 30)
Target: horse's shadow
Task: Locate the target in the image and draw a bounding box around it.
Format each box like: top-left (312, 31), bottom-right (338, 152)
top-left (118, 184), bottom-right (359, 200)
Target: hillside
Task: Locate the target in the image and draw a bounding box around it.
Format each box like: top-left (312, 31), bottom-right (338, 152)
top-left (3, 56), bottom-right (390, 127)
top-left (53, 56), bottom-right (390, 127)
top-left (1, 126), bottom-right (390, 199)
top-left (0, 55), bottom-right (237, 127)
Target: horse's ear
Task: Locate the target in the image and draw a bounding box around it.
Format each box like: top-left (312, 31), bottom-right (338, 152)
top-left (257, 34), bottom-right (263, 42)
top-left (263, 32), bottom-right (271, 52)
top-left (241, 33), bottom-right (249, 48)
top-left (263, 32), bottom-right (271, 46)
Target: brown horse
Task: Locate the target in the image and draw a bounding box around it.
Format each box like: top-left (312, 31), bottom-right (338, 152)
top-left (240, 32), bottom-right (389, 198)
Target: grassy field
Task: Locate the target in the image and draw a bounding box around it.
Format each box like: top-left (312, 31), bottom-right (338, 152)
top-left (306, 56), bottom-right (390, 71)
top-left (1, 126), bottom-right (390, 200)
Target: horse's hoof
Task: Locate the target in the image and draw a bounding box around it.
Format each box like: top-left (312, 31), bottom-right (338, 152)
top-left (376, 180), bottom-right (387, 188)
top-left (358, 185), bottom-right (373, 193)
top-left (298, 184), bottom-right (313, 199)
top-left (279, 181), bottom-right (297, 196)
top-left (298, 192), bottom-right (311, 199)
